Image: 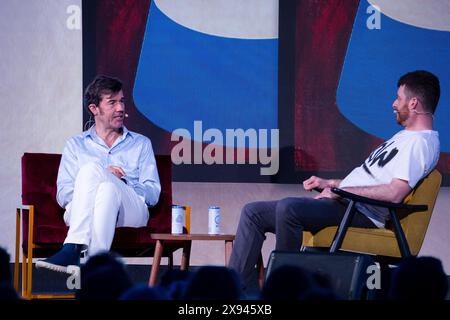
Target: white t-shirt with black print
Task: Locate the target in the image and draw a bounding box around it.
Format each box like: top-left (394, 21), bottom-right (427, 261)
top-left (339, 129), bottom-right (440, 228)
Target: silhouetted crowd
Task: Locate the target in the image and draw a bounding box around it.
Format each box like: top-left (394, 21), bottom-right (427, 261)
top-left (1, 246), bottom-right (448, 300)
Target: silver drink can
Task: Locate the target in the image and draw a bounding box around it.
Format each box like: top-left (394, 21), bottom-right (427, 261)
top-left (172, 205), bottom-right (185, 234)
top-left (208, 206), bottom-right (221, 234)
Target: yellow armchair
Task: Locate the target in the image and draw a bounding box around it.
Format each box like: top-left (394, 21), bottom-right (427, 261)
top-left (257, 170), bottom-right (441, 288)
top-left (308, 169), bottom-right (441, 258)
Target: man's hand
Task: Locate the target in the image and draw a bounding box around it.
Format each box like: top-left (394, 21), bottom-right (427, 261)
top-left (314, 187), bottom-right (339, 200)
top-left (107, 165), bottom-right (126, 179)
top-left (303, 176), bottom-right (338, 191)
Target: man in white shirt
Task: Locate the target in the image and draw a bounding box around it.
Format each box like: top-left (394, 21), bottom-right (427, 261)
top-left (229, 70), bottom-right (441, 289)
top-left (36, 75), bottom-right (161, 273)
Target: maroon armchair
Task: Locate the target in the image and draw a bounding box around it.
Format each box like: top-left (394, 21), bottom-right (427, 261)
top-left (15, 152), bottom-right (183, 299)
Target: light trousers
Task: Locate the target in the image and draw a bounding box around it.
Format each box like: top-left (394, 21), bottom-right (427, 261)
top-left (63, 163), bottom-right (149, 256)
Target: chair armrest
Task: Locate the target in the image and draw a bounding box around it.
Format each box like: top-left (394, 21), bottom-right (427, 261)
top-left (330, 187), bottom-right (427, 211)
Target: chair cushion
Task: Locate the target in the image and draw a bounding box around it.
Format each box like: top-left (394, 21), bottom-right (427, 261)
top-left (304, 227), bottom-right (401, 257)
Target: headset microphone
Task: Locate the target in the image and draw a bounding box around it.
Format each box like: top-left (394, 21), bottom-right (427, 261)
top-left (412, 110), bottom-right (432, 116)
top-left (394, 109), bottom-right (432, 116)
top-left (124, 113), bottom-right (129, 118)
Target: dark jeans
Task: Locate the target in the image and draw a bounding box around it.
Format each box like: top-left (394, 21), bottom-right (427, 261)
top-left (228, 197), bottom-right (377, 289)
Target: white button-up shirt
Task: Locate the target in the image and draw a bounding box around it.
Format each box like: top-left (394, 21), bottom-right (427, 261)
top-left (56, 125), bottom-right (161, 208)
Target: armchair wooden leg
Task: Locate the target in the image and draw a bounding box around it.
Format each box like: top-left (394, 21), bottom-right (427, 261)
top-left (26, 251), bottom-right (33, 299)
top-left (180, 240), bottom-right (192, 271)
top-left (25, 206), bottom-right (34, 299)
top-left (224, 240), bottom-right (233, 266)
top-left (330, 201), bottom-right (356, 253)
top-left (389, 208), bottom-right (411, 257)
top-left (149, 240), bottom-right (164, 287)
top-left (22, 252), bottom-right (27, 298)
top-left (257, 253), bottom-right (264, 289)
top-left (14, 208), bottom-right (20, 293)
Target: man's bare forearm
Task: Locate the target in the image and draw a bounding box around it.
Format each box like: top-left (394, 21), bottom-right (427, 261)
top-left (341, 182), bottom-right (410, 203)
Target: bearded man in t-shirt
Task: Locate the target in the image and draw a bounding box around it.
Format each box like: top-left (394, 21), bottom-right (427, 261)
top-left (229, 70), bottom-right (441, 290)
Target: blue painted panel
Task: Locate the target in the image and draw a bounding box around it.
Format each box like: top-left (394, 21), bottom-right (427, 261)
top-left (133, 3), bottom-right (278, 147)
top-left (337, 1), bottom-right (450, 151)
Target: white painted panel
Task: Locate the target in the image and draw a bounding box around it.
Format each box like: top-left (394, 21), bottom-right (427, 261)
top-left (0, 0), bottom-right (82, 260)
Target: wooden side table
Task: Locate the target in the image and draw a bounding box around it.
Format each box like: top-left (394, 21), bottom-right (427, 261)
top-left (148, 233), bottom-right (235, 286)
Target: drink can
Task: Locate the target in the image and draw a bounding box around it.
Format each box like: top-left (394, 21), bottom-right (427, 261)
top-left (172, 205), bottom-right (185, 234)
top-left (208, 206), bottom-right (221, 234)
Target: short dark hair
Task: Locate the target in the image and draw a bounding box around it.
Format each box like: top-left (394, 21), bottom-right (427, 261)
top-left (84, 75), bottom-right (123, 115)
top-left (397, 70), bottom-right (440, 114)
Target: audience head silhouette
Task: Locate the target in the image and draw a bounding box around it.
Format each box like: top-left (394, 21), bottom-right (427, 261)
top-left (0, 247), bottom-right (19, 300)
top-left (183, 266), bottom-right (242, 300)
top-left (120, 284), bottom-right (169, 300)
top-left (262, 265), bottom-right (336, 300)
top-left (389, 256), bottom-right (448, 300)
top-left (159, 269), bottom-right (191, 300)
top-left (0, 247), bottom-right (12, 284)
top-left (77, 251), bottom-right (133, 300)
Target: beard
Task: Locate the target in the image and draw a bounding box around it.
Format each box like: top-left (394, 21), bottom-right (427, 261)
top-left (395, 110), bottom-right (409, 125)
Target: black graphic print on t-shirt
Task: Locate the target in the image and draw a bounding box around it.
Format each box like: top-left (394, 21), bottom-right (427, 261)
top-left (362, 141), bottom-right (399, 176)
